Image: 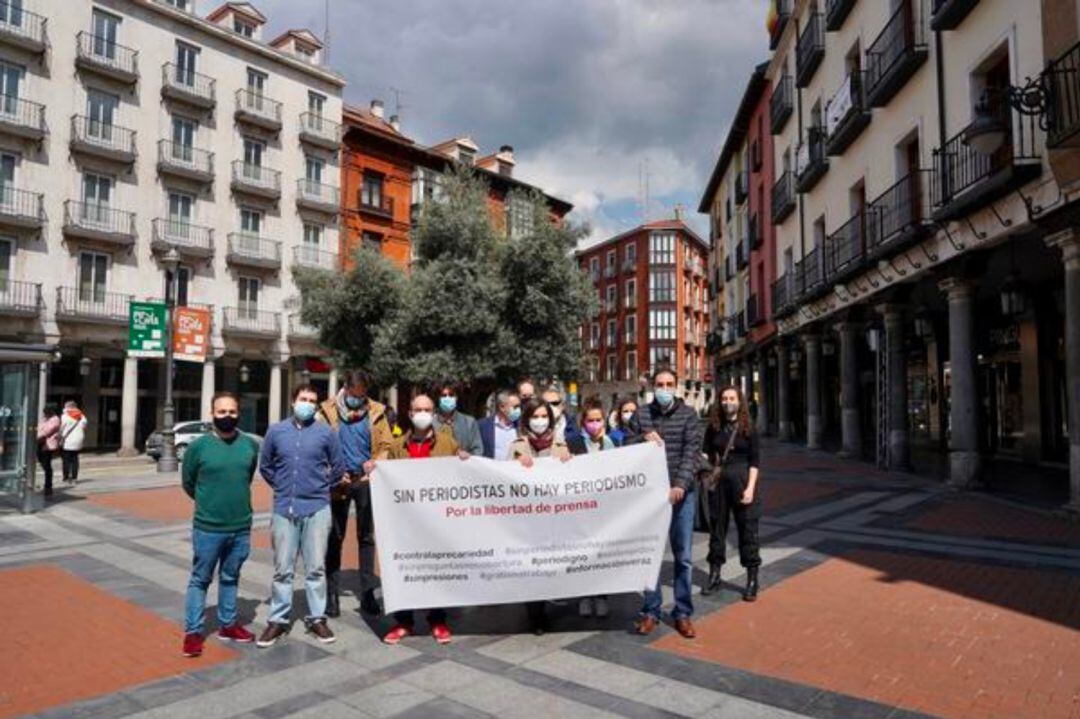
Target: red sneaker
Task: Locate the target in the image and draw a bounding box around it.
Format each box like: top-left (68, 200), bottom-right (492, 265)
top-left (217, 624), bottom-right (255, 643)
top-left (383, 624), bottom-right (412, 645)
top-left (431, 622), bottom-right (452, 645)
top-left (182, 632), bottom-right (204, 657)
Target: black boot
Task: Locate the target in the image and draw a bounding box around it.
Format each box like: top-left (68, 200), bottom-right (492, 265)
top-left (743, 567), bottom-right (759, 602)
top-left (360, 589), bottom-right (381, 616)
top-left (326, 574), bottom-right (340, 618)
top-left (701, 564), bottom-right (723, 596)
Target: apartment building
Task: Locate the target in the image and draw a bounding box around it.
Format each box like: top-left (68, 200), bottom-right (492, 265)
top-left (577, 217), bottom-right (711, 412)
top-left (340, 101), bottom-right (573, 269)
top-left (0, 0), bottom-right (344, 451)
top-left (704, 0), bottom-right (1080, 509)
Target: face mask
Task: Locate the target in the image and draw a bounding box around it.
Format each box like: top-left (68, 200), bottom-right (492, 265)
top-left (654, 389), bottom-right (675, 407)
top-left (721, 401), bottom-right (739, 418)
top-left (508, 407), bottom-right (522, 423)
top-left (549, 403), bottom-right (563, 420)
top-left (293, 401), bottom-right (317, 423)
top-left (213, 415), bottom-right (238, 433)
top-left (438, 396), bottom-right (457, 413)
top-left (529, 417), bottom-right (550, 435)
top-left (411, 411), bottom-right (433, 431)
top-left (584, 420), bottom-right (604, 436)
top-left (621, 411), bottom-right (635, 423)
top-left (344, 394), bottom-right (365, 410)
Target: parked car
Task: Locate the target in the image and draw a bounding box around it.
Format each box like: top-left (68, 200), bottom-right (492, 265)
top-left (145, 421), bottom-right (262, 460)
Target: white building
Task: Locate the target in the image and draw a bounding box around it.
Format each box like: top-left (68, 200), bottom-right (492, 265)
top-left (0, 0), bottom-right (344, 451)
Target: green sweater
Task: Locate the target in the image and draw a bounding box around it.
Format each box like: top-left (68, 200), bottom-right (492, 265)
top-left (181, 432), bottom-right (260, 533)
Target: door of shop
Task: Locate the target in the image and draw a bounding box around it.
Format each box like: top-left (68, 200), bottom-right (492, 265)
top-left (0, 344), bottom-right (51, 512)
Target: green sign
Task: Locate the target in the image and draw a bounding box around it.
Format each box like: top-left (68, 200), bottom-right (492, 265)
top-left (128, 301), bottom-right (167, 358)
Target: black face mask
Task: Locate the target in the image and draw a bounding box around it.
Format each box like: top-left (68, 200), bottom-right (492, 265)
top-left (213, 416), bottom-right (238, 433)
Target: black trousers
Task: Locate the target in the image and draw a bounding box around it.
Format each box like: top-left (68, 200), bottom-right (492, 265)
top-left (326, 481), bottom-right (377, 595)
top-left (38, 447), bottom-right (55, 492)
top-left (704, 475), bottom-right (761, 569)
top-left (61, 450), bottom-right (79, 481)
top-left (393, 608), bottom-right (447, 627)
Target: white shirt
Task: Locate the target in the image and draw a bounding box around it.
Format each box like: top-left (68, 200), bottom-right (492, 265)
top-left (493, 416), bottom-right (517, 461)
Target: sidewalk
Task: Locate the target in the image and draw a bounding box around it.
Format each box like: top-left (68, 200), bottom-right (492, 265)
top-left (1, 439), bottom-right (1078, 719)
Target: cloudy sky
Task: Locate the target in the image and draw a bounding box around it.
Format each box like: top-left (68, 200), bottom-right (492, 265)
top-left (220, 0), bottom-right (770, 246)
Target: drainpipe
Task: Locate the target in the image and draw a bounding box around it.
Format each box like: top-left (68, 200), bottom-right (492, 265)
top-left (934, 25), bottom-right (947, 196)
top-left (796, 16), bottom-right (806, 263)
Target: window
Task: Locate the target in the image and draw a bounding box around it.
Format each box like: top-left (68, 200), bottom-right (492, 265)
top-left (625, 314), bottom-right (636, 343)
top-left (589, 322), bottom-right (600, 349)
top-left (625, 350), bottom-right (637, 381)
top-left (0, 0), bottom-right (24, 28)
top-left (362, 231), bottom-right (383, 249)
top-left (411, 167), bottom-right (442, 205)
top-left (0, 61), bottom-right (21, 109)
top-left (606, 354), bottom-right (618, 382)
top-left (238, 276), bottom-right (259, 317)
top-left (296, 45), bottom-right (314, 61)
top-left (245, 68), bottom-right (266, 108)
top-left (458, 146), bottom-right (475, 166)
top-left (308, 91), bottom-right (325, 117)
top-left (78, 251), bottom-right (108, 303)
top-left (625, 278), bottom-right (636, 306)
top-left (167, 191), bottom-right (194, 236)
top-left (606, 318), bottom-right (617, 346)
top-left (649, 269), bottom-right (675, 303)
top-left (605, 284), bottom-right (616, 310)
top-left (163, 0), bottom-right (189, 9)
top-left (361, 172), bottom-right (383, 209)
top-left (589, 256), bottom-right (600, 278)
top-left (174, 42), bottom-right (198, 85)
top-left (239, 208), bottom-right (262, 250)
top-left (606, 249), bottom-right (616, 270)
top-left (649, 346), bottom-right (674, 372)
top-left (0, 237), bottom-right (11, 292)
top-left (242, 138), bottom-right (264, 180)
top-left (171, 116), bottom-right (195, 161)
top-left (649, 308), bottom-right (676, 341)
top-left (0, 153), bottom-right (15, 207)
top-left (86, 90), bottom-right (118, 140)
top-left (625, 241), bottom-right (637, 264)
top-left (81, 173), bottom-right (112, 224)
top-left (234, 18), bottom-right (255, 37)
top-left (166, 266), bottom-right (191, 306)
top-left (649, 232), bottom-right (675, 264)
top-left (303, 223), bottom-right (322, 246)
top-left (305, 156), bottom-right (323, 184)
top-left (507, 194), bottom-right (533, 239)
top-left (91, 10), bottom-right (120, 59)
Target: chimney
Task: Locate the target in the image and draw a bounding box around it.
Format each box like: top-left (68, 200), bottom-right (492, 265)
top-left (389, 114), bottom-right (401, 133)
top-left (674, 204), bottom-right (685, 221)
top-left (370, 99), bottom-right (385, 119)
top-left (498, 144), bottom-right (515, 160)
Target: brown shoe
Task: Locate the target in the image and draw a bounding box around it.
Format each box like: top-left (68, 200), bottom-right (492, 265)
top-left (307, 620), bottom-right (336, 644)
top-left (674, 618), bottom-right (696, 639)
top-left (256, 623), bottom-right (289, 648)
top-left (634, 615), bottom-right (659, 635)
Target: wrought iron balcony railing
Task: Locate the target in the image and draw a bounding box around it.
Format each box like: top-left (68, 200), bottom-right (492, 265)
top-left (222, 306), bottom-right (280, 335)
top-left (0, 93), bottom-right (46, 137)
top-left (0, 1), bottom-right (47, 52)
top-left (771, 75), bottom-right (794, 134)
top-left (796, 12), bottom-right (825, 88)
top-left (70, 115), bottom-right (137, 160)
top-left (157, 140), bottom-right (214, 179)
top-left (299, 112), bottom-right (341, 148)
top-left (772, 170), bottom-right (796, 223)
top-left (56, 286), bottom-right (131, 323)
top-left (0, 279), bottom-right (42, 315)
top-left (76, 31), bottom-right (138, 81)
top-left (161, 63), bottom-right (216, 107)
top-left (864, 0), bottom-right (928, 108)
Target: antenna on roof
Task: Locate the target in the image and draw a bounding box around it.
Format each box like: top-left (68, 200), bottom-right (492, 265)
top-left (389, 86), bottom-right (406, 118)
top-left (323, 0), bottom-right (331, 63)
top-left (638, 158), bottom-right (651, 224)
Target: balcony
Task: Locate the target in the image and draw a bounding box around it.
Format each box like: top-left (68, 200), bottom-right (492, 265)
top-left (865, 0), bottom-right (928, 108)
top-left (604, 265), bottom-right (617, 279)
top-left (234, 88), bottom-right (282, 132)
top-left (161, 63), bottom-right (216, 110)
top-left (225, 233), bottom-right (281, 270)
top-left (1045, 40), bottom-right (1080, 149)
top-left (0, 187), bottom-right (44, 230)
top-left (747, 294), bottom-right (763, 327)
top-left (625, 294), bottom-right (637, 310)
top-left (292, 244), bottom-right (338, 271)
top-left (930, 0), bottom-right (979, 31)
top-left (151, 218), bottom-right (214, 259)
top-left (56, 286), bottom-right (130, 325)
top-left (608, 334), bottom-right (620, 349)
top-left (624, 331), bottom-right (637, 347)
top-left (157, 140), bottom-right (214, 183)
top-left (795, 127), bottom-right (829, 192)
top-left (62, 201), bottom-right (136, 247)
top-left (724, 254), bottom-right (735, 281)
top-left (70, 116), bottom-right (136, 165)
top-left (768, 0), bottom-right (790, 49)
top-left (75, 31), bottom-right (138, 84)
top-left (735, 238), bottom-right (748, 270)
top-left (0, 280), bottom-right (41, 317)
top-left (771, 75), bottom-right (794, 135)
top-left (823, 211), bottom-right (867, 284)
top-left (222, 307), bottom-right (280, 338)
top-left (796, 12), bottom-right (825, 88)
top-left (288, 313), bottom-right (320, 340)
top-left (772, 171), bottom-right (796, 223)
top-left (299, 112), bottom-right (341, 150)
top-left (735, 310), bottom-right (747, 338)
top-left (231, 161), bottom-right (281, 200)
top-left (588, 268), bottom-right (600, 283)
top-left (0, 2), bottom-right (46, 53)
top-left (825, 71), bottom-right (871, 156)
top-left (0, 94), bottom-right (45, 141)
top-left (296, 179), bottom-right (339, 215)
top-left (795, 247), bottom-right (825, 299)
top-left (866, 170), bottom-right (931, 260)
top-left (734, 170), bottom-right (749, 205)
top-left (931, 102), bottom-right (1041, 222)
top-left (771, 273), bottom-right (796, 318)
top-left (622, 258), bottom-right (636, 274)
top-left (359, 194), bottom-right (394, 219)
top-left (825, 0), bottom-right (856, 31)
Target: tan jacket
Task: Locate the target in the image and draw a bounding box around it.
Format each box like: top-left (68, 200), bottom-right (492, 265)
top-left (387, 426), bottom-right (459, 459)
top-left (317, 396), bottom-right (393, 461)
top-left (509, 436), bottom-right (570, 460)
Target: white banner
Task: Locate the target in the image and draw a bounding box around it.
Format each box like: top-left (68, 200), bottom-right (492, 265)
top-left (369, 443), bottom-right (672, 613)
top-left (825, 73), bottom-right (853, 137)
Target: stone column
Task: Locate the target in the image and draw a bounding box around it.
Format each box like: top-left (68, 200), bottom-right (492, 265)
top-left (776, 342), bottom-right (793, 441)
top-left (804, 334), bottom-right (823, 449)
top-left (1047, 229), bottom-right (1080, 513)
top-left (268, 361), bottom-right (283, 424)
top-left (836, 321), bottom-right (862, 458)
top-left (940, 278), bottom-right (981, 487)
top-left (879, 304), bottom-right (910, 470)
top-left (117, 356), bottom-right (138, 456)
top-left (201, 356), bottom-right (215, 419)
top-left (328, 368), bottom-right (339, 398)
top-left (80, 356), bottom-right (101, 449)
top-left (756, 353), bottom-right (769, 435)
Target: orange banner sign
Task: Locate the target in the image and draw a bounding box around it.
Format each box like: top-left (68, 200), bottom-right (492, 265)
top-left (173, 306), bottom-right (211, 363)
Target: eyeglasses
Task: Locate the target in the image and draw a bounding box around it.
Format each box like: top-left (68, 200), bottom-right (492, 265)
top-left (548, 399), bottom-right (563, 406)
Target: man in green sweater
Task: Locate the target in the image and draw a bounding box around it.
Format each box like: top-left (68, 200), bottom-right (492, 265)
top-left (181, 391), bottom-right (260, 658)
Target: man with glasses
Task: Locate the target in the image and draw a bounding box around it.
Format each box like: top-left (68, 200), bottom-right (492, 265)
top-left (541, 384), bottom-right (582, 445)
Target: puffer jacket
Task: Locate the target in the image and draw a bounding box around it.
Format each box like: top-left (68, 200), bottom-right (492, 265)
top-left (635, 398), bottom-right (705, 491)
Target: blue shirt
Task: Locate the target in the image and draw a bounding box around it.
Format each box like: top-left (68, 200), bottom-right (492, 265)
top-left (338, 414), bottom-right (371, 472)
top-left (259, 418), bottom-right (344, 518)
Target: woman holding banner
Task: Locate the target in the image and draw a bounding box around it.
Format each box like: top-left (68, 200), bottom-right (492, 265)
top-left (510, 398), bottom-right (571, 634)
top-left (701, 386), bottom-right (762, 601)
top-left (567, 396), bottom-right (615, 619)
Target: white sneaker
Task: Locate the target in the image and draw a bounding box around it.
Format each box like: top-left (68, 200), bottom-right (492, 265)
top-left (594, 597), bottom-right (609, 618)
top-left (578, 598), bottom-right (594, 617)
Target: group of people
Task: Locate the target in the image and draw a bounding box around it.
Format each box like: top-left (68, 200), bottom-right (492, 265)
top-left (179, 368), bottom-right (764, 657)
top-left (35, 400), bottom-right (88, 496)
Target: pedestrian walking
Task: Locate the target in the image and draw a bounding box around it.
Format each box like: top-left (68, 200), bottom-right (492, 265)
top-left (318, 369), bottom-right (393, 618)
top-left (257, 385), bottom-right (345, 648)
top-left (608, 397), bottom-right (640, 447)
top-left (478, 389), bottom-right (520, 459)
top-left (701, 386), bottom-right (762, 601)
top-left (434, 380), bottom-right (484, 456)
top-left (180, 392), bottom-right (260, 657)
top-left (378, 392), bottom-right (469, 645)
top-left (634, 367), bottom-right (704, 640)
top-left (58, 400), bottom-right (87, 483)
top-left (36, 404), bottom-right (61, 497)
top-left (567, 396), bottom-right (615, 619)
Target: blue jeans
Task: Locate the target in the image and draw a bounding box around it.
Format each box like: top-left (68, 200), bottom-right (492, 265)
top-left (268, 506), bottom-right (331, 625)
top-left (641, 485), bottom-right (696, 620)
top-left (184, 528), bottom-right (251, 634)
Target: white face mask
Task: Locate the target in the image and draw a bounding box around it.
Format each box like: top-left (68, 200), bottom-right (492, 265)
top-left (411, 411), bottom-right (433, 431)
top-left (621, 411), bottom-right (635, 423)
top-left (529, 417), bottom-right (550, 435)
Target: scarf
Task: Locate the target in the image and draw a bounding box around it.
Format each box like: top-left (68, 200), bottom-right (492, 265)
top-left (335, 390), bottom-right (368, 424)
top-left (527, 431), bottom-right (554, 453)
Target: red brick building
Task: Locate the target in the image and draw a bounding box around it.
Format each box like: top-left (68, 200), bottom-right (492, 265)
top-left (576, 217), bottom-right (711, 410)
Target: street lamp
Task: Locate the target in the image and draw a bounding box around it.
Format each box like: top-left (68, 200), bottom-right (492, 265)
top-left (78, 357), bottom-right (92, 377)
top-left (964, 80), bottom-right (1052, 156)
top-left (158, 247), bottom-right (180, 473)
top-left (239, 363), bottom-right (251, 384)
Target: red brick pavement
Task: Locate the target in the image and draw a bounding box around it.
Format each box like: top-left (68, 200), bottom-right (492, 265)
top-left (86, 482), bottom-right (272, 524)
top-left (654, 549), bottom-right (1080, 719)
top-left (0, 565), bottom-right (236, 719)
top-left (902, 495), bottom-right (1080, 547)
top-left (762, 478), bottom-right (844, 515)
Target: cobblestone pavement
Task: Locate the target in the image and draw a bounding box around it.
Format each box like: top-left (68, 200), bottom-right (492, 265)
top-left (2, 441), bottom-right (1078, 719)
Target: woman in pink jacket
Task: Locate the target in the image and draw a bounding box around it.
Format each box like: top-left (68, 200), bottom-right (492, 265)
top-left (36, 404), bottom-right (61, 497)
